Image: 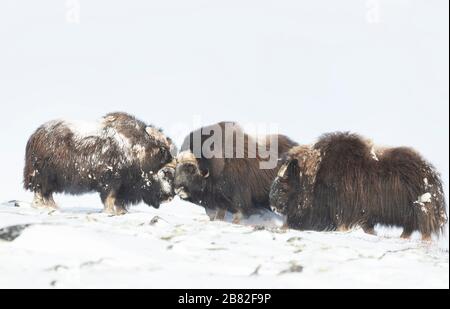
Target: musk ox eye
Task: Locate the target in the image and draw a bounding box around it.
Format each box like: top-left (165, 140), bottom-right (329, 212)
top-left (163, 170), bottom-right (173, 178)
top-left (201, 168), bottom-right (210, 178)
top-left (159, 147), bottom-right (170, 162)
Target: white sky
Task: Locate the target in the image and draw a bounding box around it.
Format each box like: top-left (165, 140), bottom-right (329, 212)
top-left (0, 1), bottom-right (448, 208)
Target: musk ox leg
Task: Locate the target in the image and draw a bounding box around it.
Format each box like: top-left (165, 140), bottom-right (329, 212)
top-left (102, 191), bottom-right (127, 216)
top-left (213, 209), bottom-right (227, 221)
top-left (336, 225), bottom-right (350, 232)
top-left (362, 223), bottom-right (377, 236)
top-left (232, 212), bottom-right (243, 225)
top-left (32, 192), bottom-right (58, 209)
top-left (400, 228), bottom-right (413, 240)
top-left (421, 233), bottom-right (432, 242)
top-left (32, 192), bottom-right (45, 208)
top-left (205, 208), bottom-right (217, 221)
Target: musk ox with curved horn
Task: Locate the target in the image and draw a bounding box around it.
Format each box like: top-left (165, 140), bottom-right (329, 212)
top-left (270, 132), bottom-right (448, 240)
top-left (23, 112), bottom-right (176, 215)
top-left (174, 121), bottom-right (297, 223)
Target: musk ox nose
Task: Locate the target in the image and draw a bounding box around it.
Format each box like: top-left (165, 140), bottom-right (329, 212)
top-left (175, 187), bottom-right (190, 200)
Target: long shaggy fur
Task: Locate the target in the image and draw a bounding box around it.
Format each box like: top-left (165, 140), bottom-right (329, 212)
top-left (270, 132), bottom-right (448, 239)
top-left (174, 122), bottom-right (297, 221)
top-left (24, 112), bottom-right (175, 214)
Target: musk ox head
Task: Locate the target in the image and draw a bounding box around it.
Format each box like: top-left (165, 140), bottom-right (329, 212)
top-left (173, 151), bottom-right (210, 202)
top-left (269, 158), bottom-right (299, 215)
top-left (154, 159), bottom-right (177, 204)
top-left (270, 145), bottom-right (322, 215)
top-left (103, 112), bottom-right (176, 208)
top-left (138, 132), bottom-right (176, 208)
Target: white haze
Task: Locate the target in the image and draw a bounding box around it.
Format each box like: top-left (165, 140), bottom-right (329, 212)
top-left (0, 0), bottom-right (448, 288)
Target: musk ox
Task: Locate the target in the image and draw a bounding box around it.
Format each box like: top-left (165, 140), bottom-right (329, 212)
top-left (270, 132), bottom-right (448, 240)
top-left (23, 112), bottom-right (176, 215)
top-left (174, 122), bottom-right (297, 223)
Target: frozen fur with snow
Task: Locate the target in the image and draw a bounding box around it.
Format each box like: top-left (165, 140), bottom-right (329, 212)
top-left (270, 132), bottom-right (448, 240)
top-left (23, 112), bottom-right (175, 215)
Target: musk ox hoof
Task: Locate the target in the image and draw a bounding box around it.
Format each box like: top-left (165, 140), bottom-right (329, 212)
top-left (205, 208), bottom-right (218, 221)
top-left (361, 223), bottom-right (377, 235)
top-left (336, 225), bottom-right (350, 232)
top-left (213, 209), bottom-right (227, 221)
top-left (281, 223), bottom-right (290, 231)
top-left (363, 227), bottom-right (377, 236)
top-left (400, 230), bottom-right (413, 240)
top-left (31, 193), bottom-right (58, 210)
top-left (103, 206), bottom-right (128, 216)
top-left (232, 212), bottom-right (243, 225)
top-left (421, 234), bottom-right (432, 242)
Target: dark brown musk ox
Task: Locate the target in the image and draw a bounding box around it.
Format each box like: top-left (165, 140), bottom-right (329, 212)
top-left (270, 132), bottom-right (448, 240)
top-left (173, 121), bottom-right (297, 223)
top-left (23, 112), bottom-right (177, 215)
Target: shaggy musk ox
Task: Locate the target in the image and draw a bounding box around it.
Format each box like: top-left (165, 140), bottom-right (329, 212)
top-left (24, 112), bottom-right (176, 215)
top-left (270, 132), bottom-right (448, 240)
top-left (174, 122), bottom-right (297, 223)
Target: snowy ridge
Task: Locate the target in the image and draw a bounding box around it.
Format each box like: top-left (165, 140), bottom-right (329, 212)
top-left (0, 200), bottom-right (448, 289)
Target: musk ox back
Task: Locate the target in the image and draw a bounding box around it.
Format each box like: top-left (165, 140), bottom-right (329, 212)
top-left (24, 112), bottom-right (176, 215)
top-left (174, 122), bottom-right (297, 223)
top-left (270, 132), bottom-right (448, 240)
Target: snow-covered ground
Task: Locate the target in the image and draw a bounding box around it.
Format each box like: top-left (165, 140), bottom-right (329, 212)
top-left (0, 199), bottom-right (448, 289)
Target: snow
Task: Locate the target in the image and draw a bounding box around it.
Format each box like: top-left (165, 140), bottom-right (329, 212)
top-left (0, 200), bottom-right (448, 289)
top-left (370, 147), bottom-right (379, 161)
top-left (418, 193), bottom-right (432, 204)
top-left (66, 120), bottom-right (104, 139)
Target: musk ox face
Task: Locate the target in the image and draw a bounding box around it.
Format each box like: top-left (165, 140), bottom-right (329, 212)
top-left (139, 127), bottom-right (174, 173)
top-left (139, 156), bottom-right (175, 209)
top-left (135, 127), bottom-right (176, 208)
top-left (155, 160), bottom-right (177, 204)
top-left (269, 159), bottom-right (299, 215)
top-left (174, 151), bottom-right (209, 201)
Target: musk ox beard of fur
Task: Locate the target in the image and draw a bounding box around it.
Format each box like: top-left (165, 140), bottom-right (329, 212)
top-left (174, 122), bottom-right (297, 223)
top-left (24, 112), bottom-right (176, 215)
top-left (270, 132), bottom-right (448, 240)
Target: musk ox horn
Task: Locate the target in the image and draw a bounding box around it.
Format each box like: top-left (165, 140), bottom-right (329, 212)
top-left (203, 169), bottom-right (210, 178)
top-left (277, 164), bottom-right (288, 178)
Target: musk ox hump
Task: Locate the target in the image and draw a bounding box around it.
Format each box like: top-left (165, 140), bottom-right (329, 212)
top-left (146, 127), bottom-right (171, 147)
top-left (314, 132), bottom-right (373, 161)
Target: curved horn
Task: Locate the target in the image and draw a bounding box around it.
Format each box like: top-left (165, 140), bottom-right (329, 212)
top-left (277, 164), bottom-right (288, 178)
top-left (203, 168), bottom-right (210, 178)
